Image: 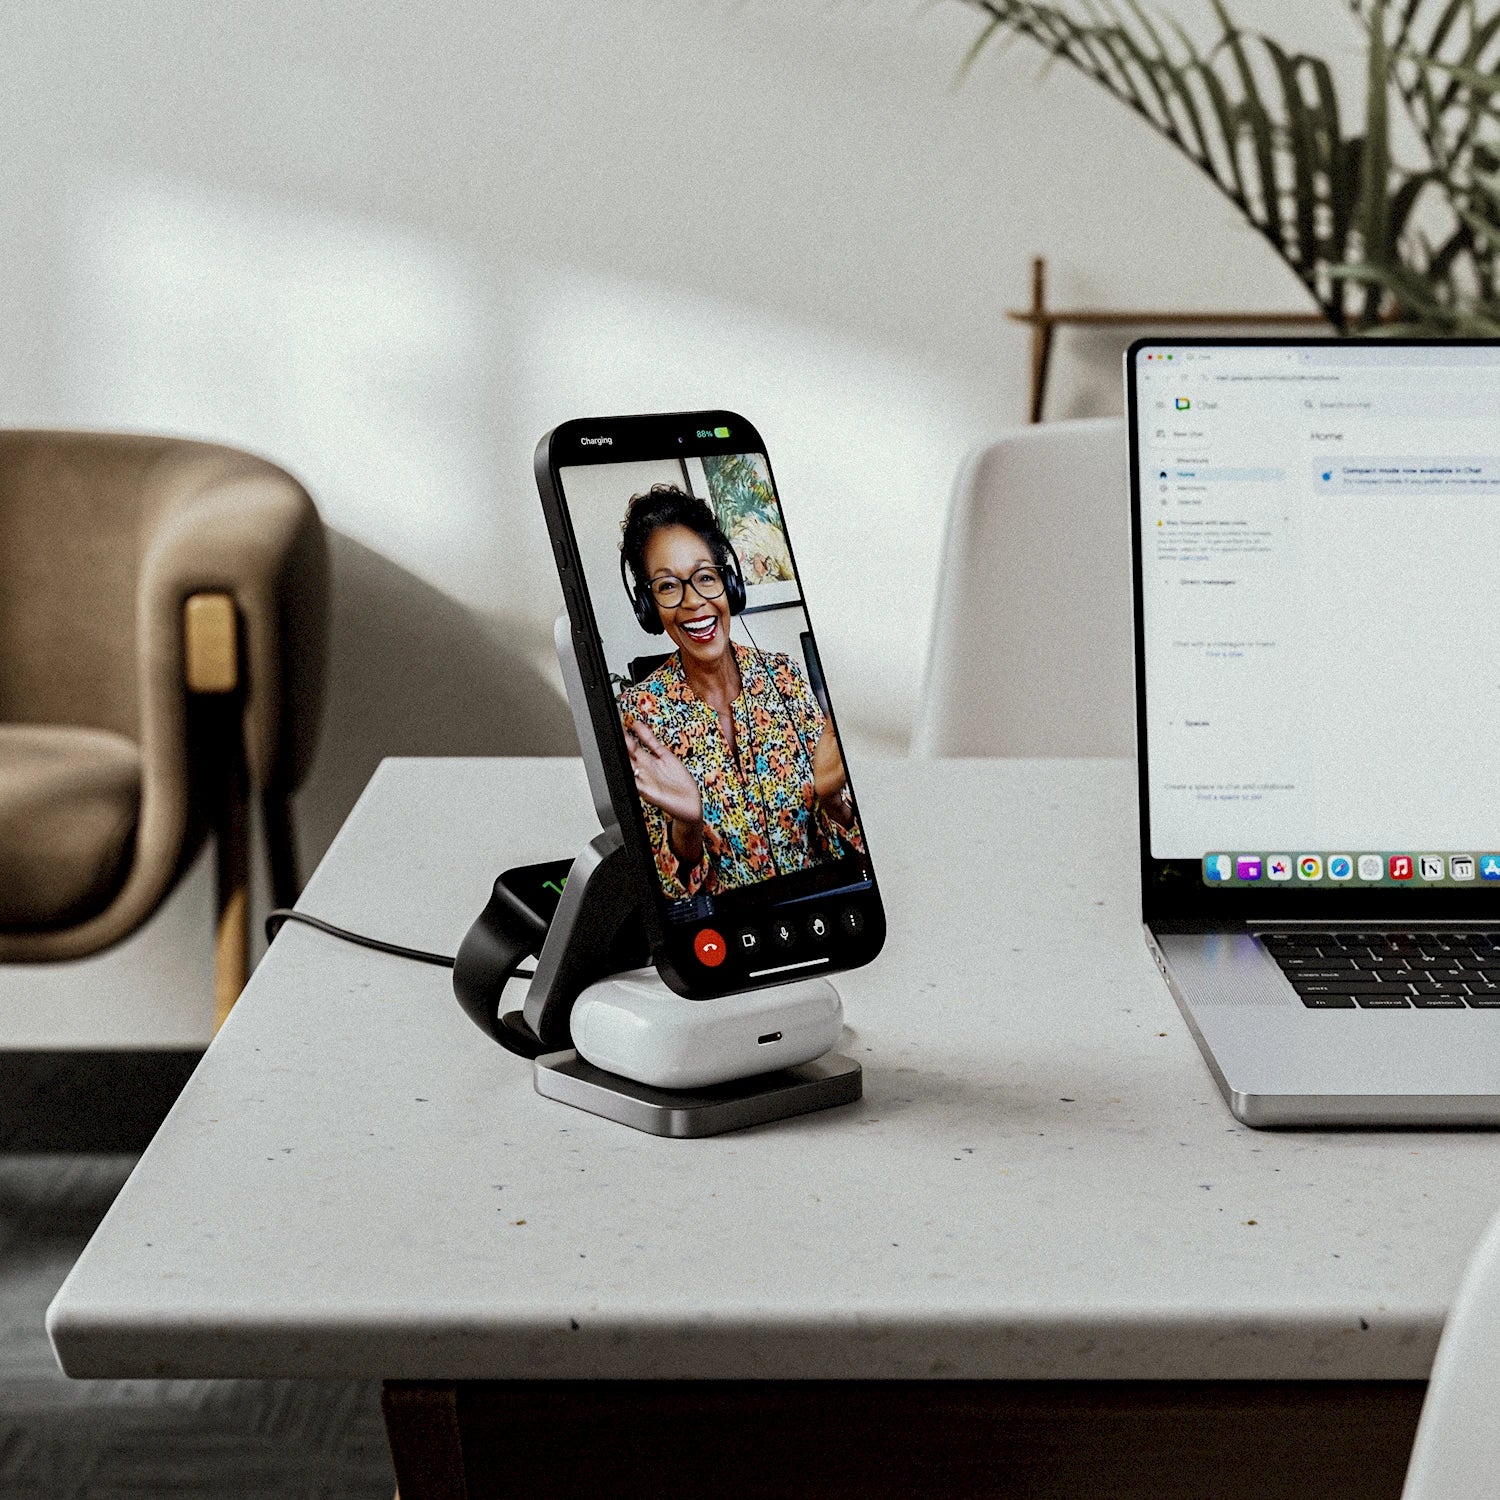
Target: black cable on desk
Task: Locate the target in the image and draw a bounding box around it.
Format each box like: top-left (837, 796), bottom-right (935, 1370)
top-left (265, 907), bottom-right (534, 980)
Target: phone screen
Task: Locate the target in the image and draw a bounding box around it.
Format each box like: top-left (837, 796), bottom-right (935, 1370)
top-left (545, 413), bottom-right (883, 991)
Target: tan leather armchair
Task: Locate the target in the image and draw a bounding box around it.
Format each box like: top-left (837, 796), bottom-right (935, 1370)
top-left (0, 432), bottom-right (328, 1024)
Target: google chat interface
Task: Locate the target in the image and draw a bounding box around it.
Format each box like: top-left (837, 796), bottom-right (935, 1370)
top-left (1136, 344), bottom-right (1500, 888)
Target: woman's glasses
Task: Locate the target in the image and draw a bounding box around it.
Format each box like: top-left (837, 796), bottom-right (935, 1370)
top-left (649, 566), bottom-right (727, 609)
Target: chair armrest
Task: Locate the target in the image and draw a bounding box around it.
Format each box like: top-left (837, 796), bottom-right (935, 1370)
top-left (139, 446), bottom-right (329, 795)
top-left (183, 592), bottom-right (239, 694)
top-left (3, 441), bottom-right (327, 961)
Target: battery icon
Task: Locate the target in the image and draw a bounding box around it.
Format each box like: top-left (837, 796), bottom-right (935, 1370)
top-left (713, 426), bottom-right (730, 438)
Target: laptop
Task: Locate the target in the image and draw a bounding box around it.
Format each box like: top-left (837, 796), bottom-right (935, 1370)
top-left (1129, 337), bottom-right (1500, 1126)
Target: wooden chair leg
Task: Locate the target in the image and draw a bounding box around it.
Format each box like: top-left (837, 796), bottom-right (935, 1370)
top-left (213, 748), bottom-right (249, 1030)
top-left (262, 789), bottom-right (302, 910)
top-left (186, 591), bottom-right (250, 1030)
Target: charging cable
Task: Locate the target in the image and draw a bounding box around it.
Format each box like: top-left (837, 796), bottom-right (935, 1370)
top-left (264, 908), bottom-right (534, 980)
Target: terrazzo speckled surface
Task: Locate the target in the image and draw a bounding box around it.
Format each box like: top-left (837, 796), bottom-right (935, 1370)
top-left (47, 759), bottom-right (1500, 1382)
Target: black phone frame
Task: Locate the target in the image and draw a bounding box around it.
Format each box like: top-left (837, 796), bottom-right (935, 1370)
top-left (533, 409), bottom-right (887, 997)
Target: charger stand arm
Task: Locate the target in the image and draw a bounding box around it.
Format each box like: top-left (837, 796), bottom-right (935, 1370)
top-left (555, 613), bottom-right (620, 836)
top-left (521, 826), bottom-right (639, 1051)
top-left (516, 618), bottom-right (652, 1052)
top-left (526, 613), bottom-right (861, 1137)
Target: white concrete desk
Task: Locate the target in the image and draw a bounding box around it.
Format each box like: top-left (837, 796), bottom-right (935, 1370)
top-left (47, 760), bottom-right (1500, 1499)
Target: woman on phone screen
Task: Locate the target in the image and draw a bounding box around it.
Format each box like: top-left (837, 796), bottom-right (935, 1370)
top-left (616, 484), bottom-right (862, 900)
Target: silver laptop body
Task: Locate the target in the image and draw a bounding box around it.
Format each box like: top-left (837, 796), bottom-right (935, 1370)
top-left (1129, 337), bottom-right (1500, 1126)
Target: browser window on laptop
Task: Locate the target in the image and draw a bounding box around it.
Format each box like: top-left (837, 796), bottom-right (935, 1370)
top-left (1132, 342), bottom-right (1500, 914)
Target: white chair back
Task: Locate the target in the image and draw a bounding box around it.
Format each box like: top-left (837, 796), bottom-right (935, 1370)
top-left (1401, 1207), bottom-right (1500, 1500)
top-left (912, 418), bottom-right (1133, 758)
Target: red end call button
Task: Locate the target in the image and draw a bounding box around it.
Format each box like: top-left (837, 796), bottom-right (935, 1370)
top-left (694, 928), bottom-right (728, 967)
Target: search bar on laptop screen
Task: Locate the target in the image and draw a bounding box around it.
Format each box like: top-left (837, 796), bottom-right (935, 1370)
top-left (1297, 346), bottom-right (1500, 367)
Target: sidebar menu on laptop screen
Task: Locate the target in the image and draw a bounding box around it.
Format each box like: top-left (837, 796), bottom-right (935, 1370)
top-left (1135, 343), bottom-right (1500, 889)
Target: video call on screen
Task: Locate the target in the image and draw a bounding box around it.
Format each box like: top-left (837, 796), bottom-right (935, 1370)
top-left (558, 450), bottom-right (866, 916)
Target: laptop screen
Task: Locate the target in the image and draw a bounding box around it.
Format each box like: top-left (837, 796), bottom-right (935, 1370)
top-left (1131, 338), bottom-right (1500, 918)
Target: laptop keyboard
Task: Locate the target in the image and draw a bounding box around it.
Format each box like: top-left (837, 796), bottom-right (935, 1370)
top-left (1257, 931), bottom-right (1500, 1008)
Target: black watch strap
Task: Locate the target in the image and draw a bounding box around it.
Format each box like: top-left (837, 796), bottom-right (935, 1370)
top-left (453, 879), bottom-right (550, 1057)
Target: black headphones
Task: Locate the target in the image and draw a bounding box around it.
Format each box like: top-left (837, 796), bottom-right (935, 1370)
top-left (619, 525), bottom-right (747, 635)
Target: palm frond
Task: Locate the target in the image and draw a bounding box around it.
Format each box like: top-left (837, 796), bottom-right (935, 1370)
top-left (955, 0), bottom-right (1500, 334)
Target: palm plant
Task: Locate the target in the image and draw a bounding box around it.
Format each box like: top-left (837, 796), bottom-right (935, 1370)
top-left (955, 0), bottom-right (1500, 334)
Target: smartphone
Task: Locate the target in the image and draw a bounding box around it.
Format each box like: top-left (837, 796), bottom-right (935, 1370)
top-left (534, 410), bottom-right (886, 998)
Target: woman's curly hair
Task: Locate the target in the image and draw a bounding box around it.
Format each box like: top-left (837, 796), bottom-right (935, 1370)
top-left (620, 484), bottom-right (733, 591)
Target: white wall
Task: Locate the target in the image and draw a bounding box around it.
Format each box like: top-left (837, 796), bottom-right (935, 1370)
top-left (560, 457), bottom-right (689, 677)
top-left (0, 0), bottom-right (1363, 1043)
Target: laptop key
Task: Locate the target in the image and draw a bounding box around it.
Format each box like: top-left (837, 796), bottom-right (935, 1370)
top-left (1466, 995), bottom-right (1500, 1008)
top-left (1413, 982), bottom-right (1468, 995)
top-left (1301, 995), bottom-right (1357, 1008)
top-left (1356, 995), bottom-right (1413, 1008)
top-left (1410, 995), bottom-right (1468, 1008)
top-left (1374, 968), bottom-right (1415, 982)
top-left (1294, 981), bottom-right (1399, 995)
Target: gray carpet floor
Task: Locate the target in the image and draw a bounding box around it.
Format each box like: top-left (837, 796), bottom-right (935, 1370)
top-left (0, 1057), bottom-right (395, 1499)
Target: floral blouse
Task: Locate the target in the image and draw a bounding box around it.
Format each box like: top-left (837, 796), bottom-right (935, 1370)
top-left (619, 641), bottom-right (865, 899)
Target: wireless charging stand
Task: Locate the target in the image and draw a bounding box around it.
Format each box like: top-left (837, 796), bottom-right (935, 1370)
top-left (521, 618), bottom-right (862, 1138)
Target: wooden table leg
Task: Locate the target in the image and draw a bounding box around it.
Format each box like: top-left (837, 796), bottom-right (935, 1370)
top-left (1027, 255), bottom-right (1055, 424)
top-left (382, 1382), bottom-right (468, 1500)
top-left (381, 1378), bottom-right (1423, 1500)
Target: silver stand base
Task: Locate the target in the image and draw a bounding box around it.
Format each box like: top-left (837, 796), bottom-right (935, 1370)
top-left (534, 1050), bottom-right (862, 1138)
